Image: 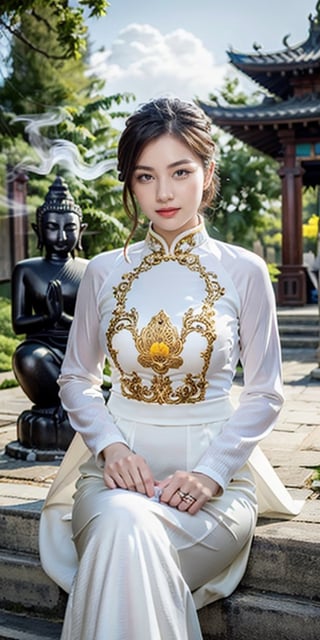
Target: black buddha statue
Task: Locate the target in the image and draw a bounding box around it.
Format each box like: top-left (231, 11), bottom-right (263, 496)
top-left (7, 176), bottom-right (88, 458)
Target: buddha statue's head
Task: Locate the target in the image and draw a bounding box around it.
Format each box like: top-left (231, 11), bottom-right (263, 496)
top-left (33, 176), bottom-right (87, 256)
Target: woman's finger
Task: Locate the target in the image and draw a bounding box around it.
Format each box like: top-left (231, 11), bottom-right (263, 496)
top-left (104, 454), bottom-right (154, 496)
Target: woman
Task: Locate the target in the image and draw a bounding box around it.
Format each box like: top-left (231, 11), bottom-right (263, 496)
top-left (40, 97), bottom-right (301, 640)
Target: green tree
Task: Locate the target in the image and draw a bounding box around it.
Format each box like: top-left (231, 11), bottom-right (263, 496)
top-left (206, 77), bottom-right (281, 251)
top-left (209, 76), bottom-right (262, 107)
top-left (303, 187), bottom-right (318, 222)
top-left (0, 2), bottom-right (134, 260)
top-left (0, 0), bottom-right (109, 60)
top-left (208, 135), bottom-right (281, 249)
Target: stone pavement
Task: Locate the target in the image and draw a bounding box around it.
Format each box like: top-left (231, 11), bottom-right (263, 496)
top-left (0, 349), bottom-right (319, 511)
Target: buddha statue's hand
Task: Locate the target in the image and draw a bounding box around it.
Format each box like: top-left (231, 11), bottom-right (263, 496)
top-left (46, 280), bottom-right (63, 323)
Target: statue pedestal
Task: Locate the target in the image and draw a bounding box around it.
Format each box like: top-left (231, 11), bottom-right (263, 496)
top-left (5, 405), bottom-right (75, 461)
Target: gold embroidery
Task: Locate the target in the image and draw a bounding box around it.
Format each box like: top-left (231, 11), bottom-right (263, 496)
top-left (149, 342), bottom-right (169, 357)
top-left (106, 232), bottom-right (225, 404)
top-left (118, 371), bottom-right (206, 405)
top-left (136, 311), bottom-right (183, 374)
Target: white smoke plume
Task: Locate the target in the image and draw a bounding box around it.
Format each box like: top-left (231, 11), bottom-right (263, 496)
top-left (13, 110), bottom-right (117, 180)
top-left (0, 192), bottom-right (33, 215)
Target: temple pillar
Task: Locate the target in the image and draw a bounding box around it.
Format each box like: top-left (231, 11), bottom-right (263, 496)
top-left (277, 133), bottom-right (306, 306)
top-left (7, 168), bottom-right (29, 266)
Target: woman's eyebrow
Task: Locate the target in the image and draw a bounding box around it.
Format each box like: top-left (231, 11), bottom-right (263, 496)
top-left (133, 164), bottom-right (153, 171)
top-left (134, 159), bottom-right (195, 171)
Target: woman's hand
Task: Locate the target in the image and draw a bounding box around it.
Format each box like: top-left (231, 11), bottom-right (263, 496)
top-left (103, 443), bottom-right (155, 498)
top-left (157, 471), bottom-right (221, 515)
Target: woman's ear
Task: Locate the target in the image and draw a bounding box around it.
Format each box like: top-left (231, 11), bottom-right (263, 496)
top-left (204, 161), bottom-right (215, 190)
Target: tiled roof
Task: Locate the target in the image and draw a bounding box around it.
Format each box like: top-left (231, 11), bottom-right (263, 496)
top-left (198, 94), bottom-right (320, 161)
top-left (199, 94), bottom-right (320, 126)
top-left (228, 15), bottom-right (320, 97)
top-left (228, 18), bottom-right (320, 70)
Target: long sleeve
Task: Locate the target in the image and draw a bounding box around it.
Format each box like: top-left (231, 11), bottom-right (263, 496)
top-left (59, 227), bottom-right (284, 487)
top-left (193, 252), bottom-right (284, 490)
top-left (58, 254), bottom-right (128, 461)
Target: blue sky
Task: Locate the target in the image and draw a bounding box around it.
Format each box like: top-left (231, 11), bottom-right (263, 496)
top-left (88, 0), bottom-right (316, 62)
top-left (86, 0), bottom-right (317, 106)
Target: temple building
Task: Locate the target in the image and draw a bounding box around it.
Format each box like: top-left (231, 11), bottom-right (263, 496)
top-left (200, 3), bottom-right (320, 306)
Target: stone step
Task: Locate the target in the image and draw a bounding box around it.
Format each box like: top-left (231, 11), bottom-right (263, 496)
top-left (277, 311), bottom-right (319, 326)
top-left (0, 610), bottom-right (62, 640)
top-left (279, 335), bottom-right (318, 349)
top-left (0, 593), bottom-right (319, 640)
top-left (198, 590), bottom-right (320, 640)
top-left (0, 506), bottom-right (41, 556)
top-left (0, 549), bottom-right (66, 620)
top-left (0, 502), bottom-right (319, 638)
top-left (277, 317), bottom-right (319, 325)
top-left (0, 503), bottom-right (319, 617)
top-left (278, 323), bottom-right (319, 335)
top-left (276, 311), bottom-right (319, 349)
top-left (241, 519), bottom-right (320, 601)
top-left (281, 347), bottom-right (317, 362)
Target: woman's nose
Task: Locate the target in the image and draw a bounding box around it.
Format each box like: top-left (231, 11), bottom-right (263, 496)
top-left (156, 179), bottom-right (174, 202)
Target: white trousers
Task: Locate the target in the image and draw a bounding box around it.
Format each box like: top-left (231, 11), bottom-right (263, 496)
top-left (60, 412), bottom-right (257, 640)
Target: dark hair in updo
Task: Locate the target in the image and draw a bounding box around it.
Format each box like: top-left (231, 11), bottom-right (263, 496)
top-left (117, 96), bottom-right (217, 251)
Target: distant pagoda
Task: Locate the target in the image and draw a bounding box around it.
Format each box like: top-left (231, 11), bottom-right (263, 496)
top-left (200, 2), bottom-right (320, 305)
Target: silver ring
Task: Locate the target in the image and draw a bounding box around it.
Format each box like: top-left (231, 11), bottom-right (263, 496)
top-left (182, 493), bottom-right (197, 503)
top-left (177, 490), bottom-right (196, 503)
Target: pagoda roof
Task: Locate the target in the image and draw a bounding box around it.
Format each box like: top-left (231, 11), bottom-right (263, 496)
top-left (228, 9), bottom-right (320, 97)
top-left (199, 94), bottom-right (320, 158)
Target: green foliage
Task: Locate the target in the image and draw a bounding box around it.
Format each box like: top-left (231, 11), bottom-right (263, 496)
top-left (0, 7), bottom-right (114, 116)
top-left (82, 209), bottom-right (128, 258)
top-left (208, 135), bottom-right (281, 249)
top-left (0, 298), bottom-right (20, 371)
top-left (267, 263), bottom-right (281, 282)
top-left (303, 187), bottom-right (319, 222)
top-left (205, 77), bottom-right (282, 250)
top-left (312, 466), bottom-right (320, 481)
top-left (0, 0), bottom-right (109, 60)
top-left (0, 377), bottom-right (19, 389)
top-left (209, 76), bottom-right (262, 106)
top-left (0, 297), bottom-right (16, 339)
top-left (0, 3), bottom-right (134, 260)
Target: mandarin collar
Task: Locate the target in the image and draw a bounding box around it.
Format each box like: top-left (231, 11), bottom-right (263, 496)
top-left (145, 218), bottom-right (208, 255)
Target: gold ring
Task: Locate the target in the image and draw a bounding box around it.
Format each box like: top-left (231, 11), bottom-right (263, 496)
top-left (177, 490), bottom-right (188, 500)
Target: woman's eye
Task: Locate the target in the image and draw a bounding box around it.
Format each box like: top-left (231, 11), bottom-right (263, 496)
top-left (174, 169), bottom-right (190, 178)
top-left (136, 173), bottom-right (153, 183)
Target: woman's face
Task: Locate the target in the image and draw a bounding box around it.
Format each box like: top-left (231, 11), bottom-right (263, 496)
top-left (131, 133), bottom-right (213, 245)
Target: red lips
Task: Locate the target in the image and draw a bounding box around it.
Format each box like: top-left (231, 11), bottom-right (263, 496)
top-left (155, 208), bottom-right (180, 218)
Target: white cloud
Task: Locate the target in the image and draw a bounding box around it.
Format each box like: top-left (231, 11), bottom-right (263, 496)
top-left (90, 23), bottom-right (228, 107)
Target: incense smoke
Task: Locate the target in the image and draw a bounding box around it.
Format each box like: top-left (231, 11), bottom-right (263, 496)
top-left (13, 110), bottom-right (117, 180)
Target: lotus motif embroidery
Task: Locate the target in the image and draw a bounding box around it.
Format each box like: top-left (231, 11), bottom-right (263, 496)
top-left (136, 310), bottom-right (183, 374)
top-left (106, 233), bottom-right (225, 404)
